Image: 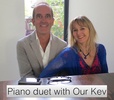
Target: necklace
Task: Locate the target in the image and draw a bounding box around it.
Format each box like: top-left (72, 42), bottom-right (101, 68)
top-left (80, 49), bottom-right (90, 59)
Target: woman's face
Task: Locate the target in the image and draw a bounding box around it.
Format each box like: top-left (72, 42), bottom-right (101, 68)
top-left (72, 22), bottom-right (90, 45)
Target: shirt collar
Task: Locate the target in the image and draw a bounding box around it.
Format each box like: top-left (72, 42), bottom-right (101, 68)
top-left (35, 31), bottom-right (52, 42)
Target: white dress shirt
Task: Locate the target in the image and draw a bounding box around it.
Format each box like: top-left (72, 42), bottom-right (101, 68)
top-left (36, 33), bottom-right (52, 67)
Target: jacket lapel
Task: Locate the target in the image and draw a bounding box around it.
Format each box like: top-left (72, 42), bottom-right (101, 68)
top-left (29, 32), bottom-right (43, 68)
top-left (48, 35), bottom-right (57, 62)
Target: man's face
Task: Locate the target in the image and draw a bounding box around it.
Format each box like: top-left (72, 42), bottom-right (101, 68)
top-left (32, 5), bottom-right (54, 35)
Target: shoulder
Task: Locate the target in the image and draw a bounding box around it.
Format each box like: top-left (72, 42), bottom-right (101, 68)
top-left (56, 46), bottom-right (79, 61)
top-left (97, 43), bottom-right (106, 56)
top-left (17, 32), bottom-right (35, 44)
top-left (60, 46), bottom-right (78, 55)
top-left (52, 34), bottom-right (67, 45)
top-left (97, 43), bottom-right (106, 51)
top-left (97, 43), bottom-right (105, 48)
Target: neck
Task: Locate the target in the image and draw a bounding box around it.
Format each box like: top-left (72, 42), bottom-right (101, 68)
top-left (37, 32), bottom-right (50, 42)
top-left (78, 43), bottom-right (89, 53)
top-left (77, 44), bottom-right (90, 59)
top-left (79, 49), bottom-right (90, 59)
top-left (37, 33), bottom-right (50, 52)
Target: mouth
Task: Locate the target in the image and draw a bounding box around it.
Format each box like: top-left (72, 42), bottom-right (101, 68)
top-left (78, 36), bottom-right (84, 39)
top-left (40, 24), bottom-right (48, 27)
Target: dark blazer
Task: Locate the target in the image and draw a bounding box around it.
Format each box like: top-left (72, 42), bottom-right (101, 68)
top-left (17, 31), bottom-right (67, 78)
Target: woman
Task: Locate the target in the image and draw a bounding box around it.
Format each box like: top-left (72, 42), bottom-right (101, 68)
top-left (39, 15), bottom-right (108, 78)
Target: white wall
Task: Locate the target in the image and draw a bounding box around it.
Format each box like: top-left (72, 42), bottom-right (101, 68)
top-left (0, 0), bottom-right (25, 81)
top-left (69, 0), bottom-right (114, 73)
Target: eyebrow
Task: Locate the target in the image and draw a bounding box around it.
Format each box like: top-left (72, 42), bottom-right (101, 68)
top-left (35, 13), bottom-right (52, 18)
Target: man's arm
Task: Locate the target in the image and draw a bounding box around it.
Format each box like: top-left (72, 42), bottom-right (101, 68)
top-left (17, 41), bottom-right (36, 78)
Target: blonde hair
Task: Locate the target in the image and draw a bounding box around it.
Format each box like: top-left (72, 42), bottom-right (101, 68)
top-left (69, 15), bottom-right (97, 50)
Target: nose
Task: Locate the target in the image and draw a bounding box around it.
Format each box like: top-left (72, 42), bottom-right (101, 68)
top-left (41, 16), bottom-right (47, 22)
top-left (77, 30), bottom-right (81, 35)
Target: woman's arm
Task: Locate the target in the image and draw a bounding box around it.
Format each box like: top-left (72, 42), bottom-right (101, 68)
top-left (98, 44), bottom-right (108, 73)
top-left (39, 50), bottom-right (68, 78)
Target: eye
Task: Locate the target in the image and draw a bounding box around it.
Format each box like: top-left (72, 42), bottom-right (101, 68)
top-left (36, 14), bottom-right (42, 19)
top-left (73, 29), bottom-right (78, 32)
top-left (80, 27), bottom-right (85, 30)
top-left (45, 14), bottom-right (51, 19)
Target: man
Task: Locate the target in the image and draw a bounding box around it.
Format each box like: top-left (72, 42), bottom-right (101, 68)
top-left (17, 2), bottom-right (67, 78)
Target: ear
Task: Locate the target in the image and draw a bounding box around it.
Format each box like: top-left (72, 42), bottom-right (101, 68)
top-left (32, 18), bottom-right (35, 26)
